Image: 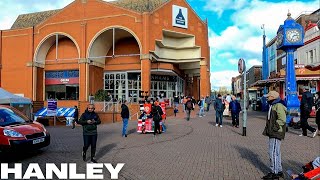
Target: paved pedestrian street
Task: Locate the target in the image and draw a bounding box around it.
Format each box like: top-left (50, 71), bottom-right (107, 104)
top-left (1, 110), bottom-right (319, 180)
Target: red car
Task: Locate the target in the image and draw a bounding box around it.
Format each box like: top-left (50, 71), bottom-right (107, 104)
top-left (0, 105), bottom-right (50, 152)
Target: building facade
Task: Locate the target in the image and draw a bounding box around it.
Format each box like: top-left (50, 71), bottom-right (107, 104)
top-left (0, 0), bottom-right (210, 110)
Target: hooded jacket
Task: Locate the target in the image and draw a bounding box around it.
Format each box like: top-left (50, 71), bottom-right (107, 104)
top-left (263, 98), bottom-right (287, 140)
top-left (78, 109), bottom-right (101, 135)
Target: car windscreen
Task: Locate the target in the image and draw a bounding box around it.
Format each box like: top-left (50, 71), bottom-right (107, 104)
top-left (0, 107), bottom-right (27, 126)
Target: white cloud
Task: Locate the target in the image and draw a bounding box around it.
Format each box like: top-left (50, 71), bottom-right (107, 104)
top-left (0, 0), bottom-right (117, 30)
top-left (204, 0), bottom-right (249, 17)
top-left (247, 58), bottom-right (262, 68)
top-left (210, 70), bottom-right (240, 89)
top-left (208, 0), bottom-right (318, 89)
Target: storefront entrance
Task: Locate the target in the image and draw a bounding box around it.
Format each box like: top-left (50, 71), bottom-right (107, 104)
top-left (104, 71), bottom-right (184, 103)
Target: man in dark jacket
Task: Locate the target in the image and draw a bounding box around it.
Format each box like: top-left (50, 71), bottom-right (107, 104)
top-left (229, 95), bottom-right (241, 128)
top-left (205, 95), bottom-right (212, 112)
top-left (262, 91), bottom-right (287, 180)
top-left (72, 106), bottom-right (79, 129)
top-left (185, 97), bottom-right (193, 121)
top-left (121, 100), bottom-right (129, 137)
top-left (152, 102), bottom-right (163, 136)
top-left (299, 86), bottom-right (317, 137)
top-left (214, 94), bottom-right (224, 127)
top-left (78, 104), bottom-right (101, 163)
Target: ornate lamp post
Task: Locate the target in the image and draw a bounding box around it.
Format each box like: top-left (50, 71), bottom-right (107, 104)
top-left (275, 13), bottom-right (304, 124)
top-left (261, 24), bottom-right (269, 112)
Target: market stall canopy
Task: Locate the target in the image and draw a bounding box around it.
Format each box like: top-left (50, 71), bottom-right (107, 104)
top-left (0, 88), bottom-right (32, 104)
top-left (35, 107), bottom-right (75, 117)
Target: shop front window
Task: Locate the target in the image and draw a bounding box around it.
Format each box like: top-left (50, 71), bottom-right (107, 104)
top-left (46, 85), bottom-right (79, 100)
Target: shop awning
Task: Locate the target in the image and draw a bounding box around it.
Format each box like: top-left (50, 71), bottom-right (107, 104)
top-left (251, 76), bottom-right (320, 87)
top-left (35, 107), bottom-right (75, 117)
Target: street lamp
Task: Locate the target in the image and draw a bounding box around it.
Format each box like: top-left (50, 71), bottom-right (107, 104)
top-left (238, 58), bottom-right (247, 136)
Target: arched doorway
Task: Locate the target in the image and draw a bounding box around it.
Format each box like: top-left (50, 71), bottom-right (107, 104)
top-left (34, 33), bottom-right (80, 101)
top-left (88, 27), bottom-right (142, 103)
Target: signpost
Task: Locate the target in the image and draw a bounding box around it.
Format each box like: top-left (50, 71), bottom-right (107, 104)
top-left (238, 58), bottom-right (247, 136)
top-left (47, 99), bottom-right (57, 126)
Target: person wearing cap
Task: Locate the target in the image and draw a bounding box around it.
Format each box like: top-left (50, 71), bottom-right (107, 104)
top-left (299, 86), bottom-right (318, 137)
top-left (262, 91), bottom-right (287, 179)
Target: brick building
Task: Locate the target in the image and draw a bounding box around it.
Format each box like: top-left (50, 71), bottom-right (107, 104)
top-left (0, 0), bottom-right (210, 113)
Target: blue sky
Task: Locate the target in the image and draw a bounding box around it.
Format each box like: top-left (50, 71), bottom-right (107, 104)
top-left (0, 0), bottom-right (318, 89)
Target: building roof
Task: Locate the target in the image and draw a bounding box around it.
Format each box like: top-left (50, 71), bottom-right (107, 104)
top-left (111, 0), bottom-right (169, 12)
top-left (11, 0), bottom-right (169, 29)
top-left (11, 9), bottom-right (61, 29)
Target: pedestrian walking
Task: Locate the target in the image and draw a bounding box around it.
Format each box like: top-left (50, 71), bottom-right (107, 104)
top-left (299, 86), bottom-right (318, 137)
top-left (214, 94), bottom-right (224, 127)
top-left (262, 91), bottom-right (287, 180)
top-left (198, 96), bottom-right (205, 117)
top-left (152, 102), bottom-right (163, 136)
top-left (78, 104), bottom-right (101, 163)
top-left (185, 97), bottom-right (193, 121)
top-left (174, 95), bottom-right (179, 108)
top-left (229, 95), bottom-right (241, 128)
top-left (121, 100), bottom-right (129, 137)
top-left (315, 91), bottom-right (320, 135)
top-left (205, 95), bottom-right (212, 112)
top-left (72, 105), bottom-right (78, 129)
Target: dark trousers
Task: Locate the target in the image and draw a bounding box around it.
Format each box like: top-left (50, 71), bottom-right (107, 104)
top-left (316, 110), bottom-right (320, 130)
top-left (154, 120), bottom-right (160, 135)
top-left (300, 114), bottom-right (316, 136)
top-left (206, 104), bottom-right (210, 111)
top-left (83, 134), bottom-right (98, 158)
top-left (216, 111), bottom-right (223, 125)
top-left (231, 112), bottom-right (239, 126)
top-left (186, 109), bottom-right (191, 120)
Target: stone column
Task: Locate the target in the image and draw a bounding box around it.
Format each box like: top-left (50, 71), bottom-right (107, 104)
top-left (141, 12), bottom-right (150, 95)
top-left (200, 60), bottom-right (209, 97)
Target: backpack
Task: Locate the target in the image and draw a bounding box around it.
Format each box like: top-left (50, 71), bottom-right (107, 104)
top-left (186, 101), bottom-right (192, 109)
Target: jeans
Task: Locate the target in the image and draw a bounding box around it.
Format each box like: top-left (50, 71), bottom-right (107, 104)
top-left (122, 118), bottom-right (128, 136)
top-left (268, 138), bottom-right (282, 174)
top-left (83, 134), bottom-right (98, 159)
top-left (231, 112), bottom-right (239, 126)
top-left (199, 107), bottom-right (204, 117)
top-left (215, 111), bottom-right (223, 125)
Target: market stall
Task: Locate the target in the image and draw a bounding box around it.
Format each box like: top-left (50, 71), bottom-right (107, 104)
top-left (137, 102), bottom-right (166, 133)
top-left (0, 88), bottom-right (32, 118)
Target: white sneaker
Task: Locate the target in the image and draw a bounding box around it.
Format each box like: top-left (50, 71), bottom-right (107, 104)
top-left (199, 116), bottom-right (203, 118)
top-left (312, 130), bottom-right (318, 138)
top-left (220, 125), bottom-right (223, 128)
top-left (298, 134), bottom-right (305, 137)
top-left (215, 124), bottom-right (219, 127)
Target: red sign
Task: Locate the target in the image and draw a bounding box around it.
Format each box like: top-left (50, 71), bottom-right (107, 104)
top-left (45, 78), bottom-right (79, 85)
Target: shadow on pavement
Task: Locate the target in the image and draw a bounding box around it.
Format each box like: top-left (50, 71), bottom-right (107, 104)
top-left (127, 128), bottom-right (137, 135)
top-left (234, 145), bottom-right (269, 174)
top-left (95, 143), bottom-right (117, 160)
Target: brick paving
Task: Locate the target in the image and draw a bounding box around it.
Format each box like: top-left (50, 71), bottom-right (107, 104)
top-left (1, 108), bottom-right (319, 180)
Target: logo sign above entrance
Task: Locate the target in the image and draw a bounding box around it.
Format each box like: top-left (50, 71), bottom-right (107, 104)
top-left (172, 5), bottom-right (188, 29)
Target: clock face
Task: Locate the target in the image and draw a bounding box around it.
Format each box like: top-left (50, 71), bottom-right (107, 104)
top-left (286, 29), bottom-right (301, 43)
top-left (276, 32), bottom-right (283, 47)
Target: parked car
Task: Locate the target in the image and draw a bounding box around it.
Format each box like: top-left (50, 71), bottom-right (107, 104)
top-left (0, 105), bottom-right (50, 152)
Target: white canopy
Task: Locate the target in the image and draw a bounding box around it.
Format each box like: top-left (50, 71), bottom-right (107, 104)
top-left (0, 88), bottom-right (32, 105)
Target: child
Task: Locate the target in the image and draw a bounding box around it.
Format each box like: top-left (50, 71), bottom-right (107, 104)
top-left (174, 106), bottom-right (178, 117)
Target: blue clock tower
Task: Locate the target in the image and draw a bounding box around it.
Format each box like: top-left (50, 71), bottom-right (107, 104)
top-left (276, 13), bottom-right (304, 124)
